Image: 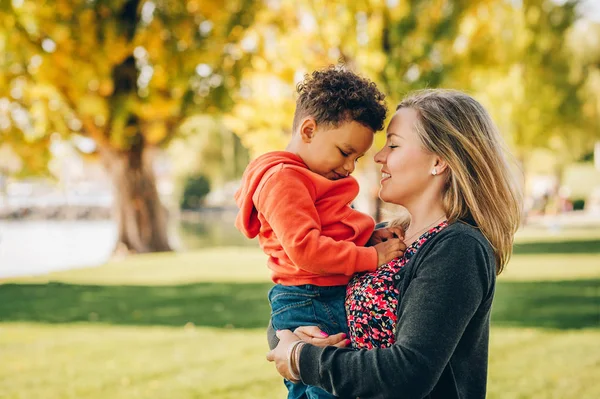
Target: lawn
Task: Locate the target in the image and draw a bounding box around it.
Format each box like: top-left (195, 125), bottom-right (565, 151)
top-left (1, 226), bottom-right (599, 398)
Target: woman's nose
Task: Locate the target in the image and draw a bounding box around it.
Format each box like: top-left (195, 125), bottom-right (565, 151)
top-left (374, 148), bottom-right (386, 164)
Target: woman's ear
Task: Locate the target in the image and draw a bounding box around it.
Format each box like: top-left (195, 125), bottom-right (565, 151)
top-left (299, 118), bottom-right (317, 143)
top-left (432, 157), bottom-right (449, 175)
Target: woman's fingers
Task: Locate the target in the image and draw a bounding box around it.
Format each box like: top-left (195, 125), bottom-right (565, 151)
top-left (293, 327), bottom-right (349, 347)
top-left (266, 349), bottom-right (275, 362)
top-left (276, 329), bottom-right (300, 342)
top-left (333, 337), bottom-right (351, 348)
top-left (328, 332), bottom-right (350, 347)
top-left (294, 325), bottom-right (329, 339)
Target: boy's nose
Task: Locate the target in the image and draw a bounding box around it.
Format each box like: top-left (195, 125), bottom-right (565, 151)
top-left (344, 161), bottom-right (355, 175)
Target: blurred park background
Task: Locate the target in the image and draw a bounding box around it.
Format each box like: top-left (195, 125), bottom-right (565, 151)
top-left (0, 0), bottom-right (599, 398)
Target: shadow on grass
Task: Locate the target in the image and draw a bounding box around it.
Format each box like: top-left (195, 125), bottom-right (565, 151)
top-left (0, 282), bottom-right (273, 329)
top-left (513, 239), bottom-right (600, 255)
top-left (492, 279), bottom-right (600, 329)
top-left (1, 279), bottom-right (598, 330)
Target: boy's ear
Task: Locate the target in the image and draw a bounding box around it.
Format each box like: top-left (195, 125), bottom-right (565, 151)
top-left (299, 118), bottom-right (317, 143)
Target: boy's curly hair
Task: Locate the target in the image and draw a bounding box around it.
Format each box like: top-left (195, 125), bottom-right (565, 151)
top-left (292, 65), bottom-right (387, 133)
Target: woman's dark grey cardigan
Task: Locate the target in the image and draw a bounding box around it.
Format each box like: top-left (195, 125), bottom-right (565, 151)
top-left (295, 221), bottom-right (497, 399)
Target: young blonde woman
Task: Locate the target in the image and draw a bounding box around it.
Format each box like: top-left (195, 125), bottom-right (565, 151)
top-left (267, 89), bottom-right (522, 399)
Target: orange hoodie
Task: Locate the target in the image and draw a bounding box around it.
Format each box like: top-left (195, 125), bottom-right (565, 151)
top-left (235, 151), bottom-right (378, 286)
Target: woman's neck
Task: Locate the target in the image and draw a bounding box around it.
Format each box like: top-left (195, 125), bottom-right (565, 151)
top-left (403, 198), bottom-right (447, 245)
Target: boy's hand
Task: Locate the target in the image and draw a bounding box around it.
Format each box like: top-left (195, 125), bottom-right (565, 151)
top-left (367, 226), bottom-right (405, 246)
top-left (374, 238), bottom-right (406, 266)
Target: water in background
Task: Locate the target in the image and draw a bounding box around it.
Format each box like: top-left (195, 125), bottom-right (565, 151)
top-left (0, 212), bottom-right (257, 278)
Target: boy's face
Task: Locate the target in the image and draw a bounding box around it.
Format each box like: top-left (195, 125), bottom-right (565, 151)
top-left (298, 120), bottom-right (374, 180)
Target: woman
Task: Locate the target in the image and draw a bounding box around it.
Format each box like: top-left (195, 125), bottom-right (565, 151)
top-left (267, 89), bottom-right (522, 399)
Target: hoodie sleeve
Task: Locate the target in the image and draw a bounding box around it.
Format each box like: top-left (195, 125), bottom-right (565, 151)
top-left (256, 167), bottom-right (378, 275)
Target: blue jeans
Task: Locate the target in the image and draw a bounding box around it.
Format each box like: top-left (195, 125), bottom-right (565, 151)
top-left (268, 284), bottom-right (349, 399)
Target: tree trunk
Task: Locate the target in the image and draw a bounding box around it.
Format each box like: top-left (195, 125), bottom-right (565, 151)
top-left (100, 140), bottom-right (172, 254)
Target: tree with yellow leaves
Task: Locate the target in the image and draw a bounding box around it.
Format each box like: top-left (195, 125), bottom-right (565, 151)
top-left (0, 0), bottom-right (258, 252)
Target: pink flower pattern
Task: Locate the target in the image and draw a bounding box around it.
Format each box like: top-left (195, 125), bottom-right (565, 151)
top-left (346, 220), bottom-right (449, 349)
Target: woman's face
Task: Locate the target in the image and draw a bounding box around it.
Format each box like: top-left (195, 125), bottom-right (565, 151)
top-left (374, 107), bottom-right (438, 207)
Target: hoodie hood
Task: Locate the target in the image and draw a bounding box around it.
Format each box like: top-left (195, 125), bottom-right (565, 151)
top-left (235, 151), bottom-right (307, 238)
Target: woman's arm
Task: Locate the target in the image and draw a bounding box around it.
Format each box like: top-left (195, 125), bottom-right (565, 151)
top-left (276, 233), bottom-right (494, 399)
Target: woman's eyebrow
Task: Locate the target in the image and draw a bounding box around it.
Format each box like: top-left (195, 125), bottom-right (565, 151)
top-left (386, 133), bottom-right (401, 139)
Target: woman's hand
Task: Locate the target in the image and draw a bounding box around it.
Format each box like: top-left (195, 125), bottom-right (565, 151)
top-left (367, 226), bottom-right (404, 246)
top-left (266, 329), bottom-right (350, 380)
top-left (266, 329), bottom-right (302, 381)
top-left (293, 326), bottom-right (350, 347)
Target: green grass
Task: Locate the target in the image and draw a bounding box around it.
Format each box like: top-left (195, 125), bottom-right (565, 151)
top-left (487, 328), bottom-right (600, 399)
top-left (0, 324), bottom-right (284, 399)
top-left (1, 323), bottom-right (597, 399)
top-left (2, 247), bottom-right (270, 286)
top-left (1, 226), bottom-right (599, 398)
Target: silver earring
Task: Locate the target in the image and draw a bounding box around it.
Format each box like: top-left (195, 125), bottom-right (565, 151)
top-left (431, 169), bottom-right (437, 176)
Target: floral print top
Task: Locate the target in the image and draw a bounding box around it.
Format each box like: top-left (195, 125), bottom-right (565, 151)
top-left (345, 220), bottom-right (449, 349)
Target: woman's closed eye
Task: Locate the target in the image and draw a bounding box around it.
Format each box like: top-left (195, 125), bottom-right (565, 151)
top-left (339, 148), bottom-right (349, 157)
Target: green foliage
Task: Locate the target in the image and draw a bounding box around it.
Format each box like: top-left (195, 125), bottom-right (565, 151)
top-left (180, 174), bottom-right (210, 210)
top-left (471, 0), bottom-right (600, 167)
top-left (171, 115), bottom-right (249, 189)
top-left (0, 0), bottom-right (259, 167)
top-left (227, 0), bottom-right (600, 167)
top-left (0, 0), bottom-right (261, 251)
top-left (1, 0), bottom-right (599, 195)
top-left (227, 0), bottom-right (495, 155)
top-left (572, 198), bottom-right (585, 210)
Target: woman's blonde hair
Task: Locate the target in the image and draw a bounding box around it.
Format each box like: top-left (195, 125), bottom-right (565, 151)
top-left (398, 89), bottom-right (522, 274)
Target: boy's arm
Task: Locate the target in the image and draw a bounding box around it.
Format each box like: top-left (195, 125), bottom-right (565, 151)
top-left (257, 168), bottom-right (378, 275)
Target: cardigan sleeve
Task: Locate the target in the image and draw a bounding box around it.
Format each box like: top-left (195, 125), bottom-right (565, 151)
top-left (298, 232), bottom-right (494, 399)
top-left (257, 167), bottom-right (378, 276)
